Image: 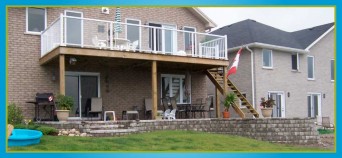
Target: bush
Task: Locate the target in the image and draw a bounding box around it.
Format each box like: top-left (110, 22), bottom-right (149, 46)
top-left (36, 126), bottom-right (58, 135)
top-left (318, 129), bottom-right (334, 134)
top-left (8, 103), bottom-right (24, 125)
top-left (14, 124), bottom-right (58, 136)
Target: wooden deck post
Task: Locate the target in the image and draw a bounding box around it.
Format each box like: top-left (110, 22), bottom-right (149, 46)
top-left (151, 61), bottom-right (157, 119)
top-left (223, 66), bottom-right (228, 94)
top-left (215, 88), bottom-right (221, 118)
top-left (59, 54), bottom-right (65, 95)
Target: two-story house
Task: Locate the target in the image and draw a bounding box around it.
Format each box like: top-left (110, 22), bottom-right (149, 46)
top-left (8, 7), bottom-right (230, 120)
top-left (209, 19), bottom-right (335, 122)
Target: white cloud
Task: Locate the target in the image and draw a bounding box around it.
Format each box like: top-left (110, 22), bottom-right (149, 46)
top-left (200, 7), bottom-right (335, 32)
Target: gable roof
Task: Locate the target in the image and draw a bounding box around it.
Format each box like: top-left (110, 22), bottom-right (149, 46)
top-left (188, 8), bottom-right (217, 29)
top-left (291, 22), bottom-right (334, 50)
top-left (211, 19), bottom-right (334, 51)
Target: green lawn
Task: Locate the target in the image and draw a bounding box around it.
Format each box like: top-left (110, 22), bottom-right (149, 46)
top-left (8, 130), bottom-right (332, 152)
top-left (318, 129), bottom-right (335, 135)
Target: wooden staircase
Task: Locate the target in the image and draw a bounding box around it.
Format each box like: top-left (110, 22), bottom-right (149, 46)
top-left (206, 68), bottom-right (259, 118)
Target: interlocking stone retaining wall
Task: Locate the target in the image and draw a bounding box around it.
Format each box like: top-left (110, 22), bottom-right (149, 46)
top-left (40, 118), bottom-right (320, 145)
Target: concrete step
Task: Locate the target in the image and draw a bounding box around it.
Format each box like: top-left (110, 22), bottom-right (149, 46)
top-left (88, 124), bottom-right (125, 129)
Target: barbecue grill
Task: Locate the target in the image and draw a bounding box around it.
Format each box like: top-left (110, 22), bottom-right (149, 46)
top-left (27, 93), bottom-right (57, 121)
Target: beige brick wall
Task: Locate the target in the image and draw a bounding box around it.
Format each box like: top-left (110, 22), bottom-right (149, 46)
top-left (253, 30), bottom-right (334, 121)
top-left (8, 7), bottom-right (209, 119)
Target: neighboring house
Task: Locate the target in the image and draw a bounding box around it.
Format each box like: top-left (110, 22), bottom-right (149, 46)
top-left (208, 19), bottom-right (335, 121)
top-left (8, 7), bottom-right (228, 120)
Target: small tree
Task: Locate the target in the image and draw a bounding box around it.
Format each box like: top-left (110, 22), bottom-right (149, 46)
top-left (8, 103), bottom-right (24, 124)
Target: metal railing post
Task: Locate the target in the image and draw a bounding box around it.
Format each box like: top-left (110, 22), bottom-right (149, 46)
top-left (153, 28), bottom-right (157, 53)
top-left (225, 35), bottom-right (228, 60)
top-left (60, 13), bottom-right (65, 46)
top-left (110, 22), bottom-right (113, 50)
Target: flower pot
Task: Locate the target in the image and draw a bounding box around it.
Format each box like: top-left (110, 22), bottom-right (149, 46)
top-left (261, 108), bottom-right (273, 118)
top-left (56, 110), bottom-right (70, 122)
top-left (155, 116), bottom-right (162, 120)
top-left (222, 111), bottom-right (230, 118)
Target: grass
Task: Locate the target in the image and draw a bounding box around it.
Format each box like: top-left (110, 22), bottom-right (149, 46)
top-left (318, 129), bottom-right (335, 135)
top-left (8, 130), bottom-right (332, 152)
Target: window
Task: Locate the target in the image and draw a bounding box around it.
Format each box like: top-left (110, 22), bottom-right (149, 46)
top-left (126, 19), bottom-right (141, 49)
top-left (307, 93), bottom-right (321, 118)
top-left (331, 59), bottom-right (334, 81)
top-left (262, 49), bottom-right (273, 68)
top-left (26, 8), bottom-right (46, 34)
top-left (183, 27), bottom-right (196, 51)
top-left (161, 74), bottom-right (190, 104)
top-left (291, 53), bottom-right (300, 71)
top-left (307, 56), bottom-right (315, 80)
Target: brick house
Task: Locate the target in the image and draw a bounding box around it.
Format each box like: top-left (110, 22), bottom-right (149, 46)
top-left (209, 19), bottom-right (335, 122)
top-left (8, 7), bottom-right (230, 120)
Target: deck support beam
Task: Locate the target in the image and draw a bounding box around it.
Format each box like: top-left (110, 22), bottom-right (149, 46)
top-left (151, 61), bottom-right (158, 119)
top-left (215, 88), bottom-right (221, 118)
top-left (59, 54), bottom-right (65, 95)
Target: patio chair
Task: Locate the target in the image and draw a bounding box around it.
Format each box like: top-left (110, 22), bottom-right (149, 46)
top-left (162, 109), bottom-right (171, 119)
top-left (322, 117), bottom-right (334, 130)
top-left (88, 97), bottom-right (103, 121)
top-left (165, 109), bottom-right (177, 120)
top-left (144, 98), bottom-right (163, 119)
top-left (170, 97), bottom-right (186, 119)
top-left (129, 40), bottom-right (139, 52)
top-left (92, 35), bottom-right (107, 49)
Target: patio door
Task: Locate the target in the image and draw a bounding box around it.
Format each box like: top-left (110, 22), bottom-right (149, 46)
top-left (162, 25), bottom-right (177, 53)
top-left (268, 92), bottom-right (285, 118)
top-left (64, 10), bottom-right (83, 46)
top-left (307, 93), bottom-right (321, 118)
top-left (149, 23), bottom-right (177, 53)
top-left (66, 72), bottom-right (100, 119)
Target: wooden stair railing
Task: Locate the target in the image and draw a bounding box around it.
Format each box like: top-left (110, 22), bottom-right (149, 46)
top-left (206, 68), bottom-right (259, 118)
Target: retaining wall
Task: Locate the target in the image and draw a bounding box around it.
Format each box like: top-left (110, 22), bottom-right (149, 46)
top-left (39, 118), bottom-right (320, 145)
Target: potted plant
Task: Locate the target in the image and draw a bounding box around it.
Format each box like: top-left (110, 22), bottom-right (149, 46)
top-left (55, 94), bottom-right (74, 122)
top-left (155, 112), bottom-right (163, 120)
top-left (222, 93), bottom-right (237, 118)
top-left (260, 97), bottom-right (275, 118)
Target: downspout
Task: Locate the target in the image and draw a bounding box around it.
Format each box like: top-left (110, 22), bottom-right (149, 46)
top-left (246, 46), bottom-right (255, 108)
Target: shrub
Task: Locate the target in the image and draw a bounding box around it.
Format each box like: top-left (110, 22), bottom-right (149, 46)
top-left (14, 124), bottom-right (58, 136)
top-left (36, 126), bottom-right (58, 135)
top-left (8, 103), bottom-right (24, 125)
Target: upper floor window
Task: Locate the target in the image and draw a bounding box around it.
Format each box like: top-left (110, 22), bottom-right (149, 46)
top-left (26, 8), bottom-right (46, 34)
top-left (291, 53), bottom-right (300, 71)
top-left (262, 49), bottom-right (273, 68)
top-left (183, 26), bottom-right (196, 52)
top-left (126, 19), bottom-right (141, 49)
top-left (331, 59), bottom-right (334, 81)
top-left (307, 56), bottom-right (315, 80)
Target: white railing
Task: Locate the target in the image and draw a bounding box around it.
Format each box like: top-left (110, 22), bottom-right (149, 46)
top-left (41, 14), bottom-right (228, 60)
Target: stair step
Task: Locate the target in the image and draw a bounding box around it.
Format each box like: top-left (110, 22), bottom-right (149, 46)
top-left (88, 124), bottom-right (123, 129)
top-left (89, 129), bottom-right (137, 134)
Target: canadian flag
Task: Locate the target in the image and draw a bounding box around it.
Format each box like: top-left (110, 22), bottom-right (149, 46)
top-left (226, 47), bottom-right (243, 78)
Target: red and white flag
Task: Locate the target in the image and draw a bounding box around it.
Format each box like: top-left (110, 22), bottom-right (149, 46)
top-left (226, 47), bottom-right (243, 78)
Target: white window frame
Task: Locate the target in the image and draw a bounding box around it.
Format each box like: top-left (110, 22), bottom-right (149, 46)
top-left (307, 55), bottom-right (315, 80)
top-left (26, 7), bottom-right (47, 35)
top-left (125, 18), bottom-right (141, 50)
top-left (307, 93), bottom-right (322, 118)
top-left (291, 52), bottom-right (300, 71)
top-left (160, 74), bottom-right (190, 104)
top-left (183, 26), bottom-right (196, 51)
top-left (262, 49), bottom-right (273, 69)
top-left (268, 91), bottom-right (286, 118)
top-left (64, 10), bottom-right (84, 47)
top-left (330, 59), bottom-right (334, 82)
top-left (65, 71), bottom-right (101, 120)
